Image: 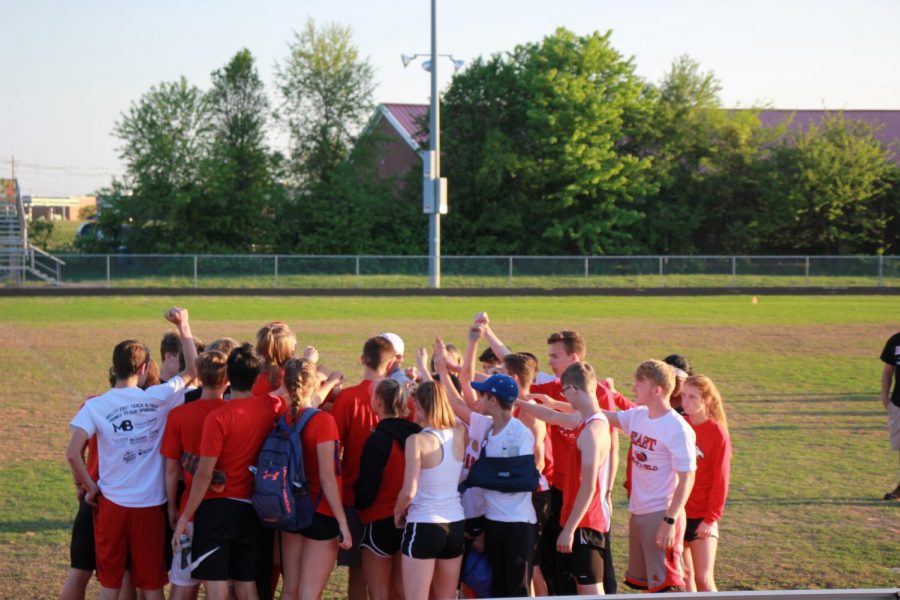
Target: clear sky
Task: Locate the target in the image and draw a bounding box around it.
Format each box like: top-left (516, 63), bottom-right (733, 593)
top-left (2, 0), bottom-right (898, 197)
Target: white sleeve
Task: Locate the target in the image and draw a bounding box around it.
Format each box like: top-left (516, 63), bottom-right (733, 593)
top-left (616, 408), bottom-right (637, 434)
top-left (146, 376), bottom-right (187, 409)
top-left (469, 412), bottom-right (493, 442)
top-left (668, 420), bottom-right (697, 472)
top-left (70, 404), bottom-right (97, 436)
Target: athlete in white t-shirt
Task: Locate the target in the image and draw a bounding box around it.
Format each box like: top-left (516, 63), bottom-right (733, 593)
top-left (66, 307), bottom-right (199, 600)
top-left (603, 359), bottom-right (696, 593)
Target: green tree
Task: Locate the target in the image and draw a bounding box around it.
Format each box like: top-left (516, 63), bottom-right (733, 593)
top-left (441, 28), bottom-right (657, 255)
top-left (768, 113), bottom-right (893, 253)
top-left (28, 219), bottom-right (54, 248)
top-left (275, 19), bottom-right (375, 186)
top-left (196, 49), bottom-right (282, 252)
top-left (103, 77), bottom-right (211, 251)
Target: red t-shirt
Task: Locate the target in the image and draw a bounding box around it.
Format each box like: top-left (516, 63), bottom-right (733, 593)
top-left (160, 398), bottom-right (227, 513)
top-left (560, 415), bottom-right (611, 533)
top-left (684, 419), bottom-right (731, 524)
top-left (289, 407), bottom-right (342, 518)
top-left (331, 380), bottom-right (378, 505)
top-left (199, 394), bottom-right (285, 500)
top-left (531, 380), bottom-right (616, 490)
top-left (251, 369), bottom-right (283, 398)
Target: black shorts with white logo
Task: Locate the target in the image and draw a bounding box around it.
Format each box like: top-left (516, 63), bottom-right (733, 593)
top-left (572, 527), bottom-right (607, 585)
top-left (192, 498), bottom-right (263, 582)
top-left (360, 517), bottom-right (403, 557)
top-left (401, 520), bottom-right (465, 560)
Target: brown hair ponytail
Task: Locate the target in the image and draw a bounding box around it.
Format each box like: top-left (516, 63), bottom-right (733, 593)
top-left (374, 378), bottom-right (410, 419)
top-left (283, 358), bottom-right (318, 419)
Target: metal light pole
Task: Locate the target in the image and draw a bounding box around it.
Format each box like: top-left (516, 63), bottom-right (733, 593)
top-left (428, 0), bottom-right (440, 289)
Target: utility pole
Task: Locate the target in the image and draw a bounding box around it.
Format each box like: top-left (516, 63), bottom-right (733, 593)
top-left (427, 0), bottom-right (441, 289)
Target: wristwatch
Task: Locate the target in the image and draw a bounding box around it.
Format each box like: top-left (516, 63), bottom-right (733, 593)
top-left (662, 516), bottom-right (675, 525)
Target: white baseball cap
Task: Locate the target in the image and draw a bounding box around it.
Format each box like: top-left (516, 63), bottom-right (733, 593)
top-left (378, 332), bottom-right (404, 356)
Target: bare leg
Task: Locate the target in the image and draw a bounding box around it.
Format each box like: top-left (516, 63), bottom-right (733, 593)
top-left (576, 582), bottom-right (603, 595)
top-left (348, 564), bottom-right (366, 600)
top-left (279, 532), bottom-right (304, 600)
top-left (136, 589), bottom-right (164, 600)
top-left (687, 537), bottom-right (719, 592)
top-left (683, 545), bottom-right (697, 592)
top-left (390, 556), bottom-right (405, 600)
top-left (430, 556), bottom-right (463, 600)
top-left (362, 549), bottom-right (394, 600)
top-left (233, 580), bottom-right (260, 600)
top-left (203, 581), bottom-right (230, 600)
top-left (298, 538), bottom-right (339, 600)
top-left (100, 587), bottom-right (121, 600)
top-left (400, 555), bottom-right (436, 600)
top-left (532, 565), bottom-right (548, 596)
top-left (169, 585), bottom-right (199, 600)
top-left (60, 568), bottom-right (93, 600)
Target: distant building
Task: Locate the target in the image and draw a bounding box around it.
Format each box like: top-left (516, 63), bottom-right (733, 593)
top-left (360, 103), bottom-right (428, 194)
top-left (363, 106), bottom-right (900, 186)
top-left (23, 195), bottom-right (96, 221)
top-left (757, 109), bottom-right (900, 161)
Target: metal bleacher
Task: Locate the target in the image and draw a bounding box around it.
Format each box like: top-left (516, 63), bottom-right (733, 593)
top-left (1, 191), bottom-right (64, 284)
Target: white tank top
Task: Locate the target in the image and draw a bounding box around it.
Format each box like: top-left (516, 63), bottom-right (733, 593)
top-left (406, 427), bottom-right (465, 524)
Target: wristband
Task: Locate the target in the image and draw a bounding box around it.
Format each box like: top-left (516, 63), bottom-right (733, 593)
top-left (662, 516), bottom-right (675, 525)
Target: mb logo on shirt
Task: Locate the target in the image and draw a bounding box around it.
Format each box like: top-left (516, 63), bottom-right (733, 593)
top-left (113, 420), bottom-right (133, 433)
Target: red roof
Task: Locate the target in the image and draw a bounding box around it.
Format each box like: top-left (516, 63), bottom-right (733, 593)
top-left (382, 103), bottom-right (428, 146)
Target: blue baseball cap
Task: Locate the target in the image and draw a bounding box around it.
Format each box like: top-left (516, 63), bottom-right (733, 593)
top-left (470, 374), bottom-right (519, 404)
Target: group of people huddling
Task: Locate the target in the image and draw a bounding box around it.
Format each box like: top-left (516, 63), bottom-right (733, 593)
top-left (63, 307), bottom-right (732, 600)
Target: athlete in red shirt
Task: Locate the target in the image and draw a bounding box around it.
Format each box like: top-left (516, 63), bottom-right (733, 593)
top-left (160, 350), bottom-right (229, 599)
top-left (681, 375), bottom-right (732, 593)
top-left (517, 362), bottom-right (612, 595)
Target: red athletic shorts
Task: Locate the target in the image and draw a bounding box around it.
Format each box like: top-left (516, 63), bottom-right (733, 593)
top-left (93, 496), bottom-right (168, 590)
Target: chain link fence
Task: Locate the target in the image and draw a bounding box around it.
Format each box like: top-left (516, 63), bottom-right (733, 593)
top-left (25, 254), bottom-right (899, 289)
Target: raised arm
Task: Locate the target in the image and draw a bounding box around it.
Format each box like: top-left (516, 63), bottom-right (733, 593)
top-left (459, 325), bottom-right (481, 405)
top-left (434, 338), bottom-right (473, 424)
top-left (516, 398), bottom-right (582, 429)
top-left (165, 307), bottom-right (199, 386)
top-left (475, 312), bottom-right (512, 360)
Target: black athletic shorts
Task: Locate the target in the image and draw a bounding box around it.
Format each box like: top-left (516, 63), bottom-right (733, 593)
top-left (360, 516), bottom-right (403, 558)
top-left (684, 517), bottom-right (716, 543)
top-left (192, 498), bottom-right (262, 582)
top-left (572, 528), bottom-right (606, 585)
top-left (465, 515), bottom-right (486, 538)
top-left (401, 520), bottom-right (465, 560)
top-left (299, 512), bottom-right (340, 542)
top-left (70, 496), bottom-right (96, 571)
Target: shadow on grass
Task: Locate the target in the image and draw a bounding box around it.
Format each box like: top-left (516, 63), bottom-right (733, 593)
top-left (728, 496), bottom-right (900, 507)
top-left (0, 518), bottom-right (72, 533)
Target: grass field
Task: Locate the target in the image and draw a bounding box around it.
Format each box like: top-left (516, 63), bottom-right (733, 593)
top-left (1, 295), bottom-right (899, 598)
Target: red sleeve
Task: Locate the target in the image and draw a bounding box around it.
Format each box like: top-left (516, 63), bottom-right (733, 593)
top-left (613, 391), bottom-right (636, 411)
top-left (160, 409), bottom-right (183, 460)
top-left (331, 390), bottom-right (351, 448)
top-left (594, 384), bottom-right (617, 433)
top-left (311, 412), bottom-right (340, 444)
top-left (704, 428), bottom-right (732, 524)
top-left (199, 409), bottom-right (227, 458)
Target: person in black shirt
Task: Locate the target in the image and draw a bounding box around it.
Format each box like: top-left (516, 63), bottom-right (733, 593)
top-left (879, 332), bottom-right (900, 500)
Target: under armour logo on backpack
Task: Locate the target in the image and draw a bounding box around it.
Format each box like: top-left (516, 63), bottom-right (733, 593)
top-left (262, 471), bottom-right (281, 481)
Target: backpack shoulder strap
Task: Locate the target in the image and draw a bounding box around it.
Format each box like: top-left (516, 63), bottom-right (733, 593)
top-left (289, 408), bottom-right (321, 485)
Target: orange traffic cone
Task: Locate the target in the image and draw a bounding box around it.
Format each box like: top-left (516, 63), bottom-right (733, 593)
top-left (751, 296), bottom-right (758, 304)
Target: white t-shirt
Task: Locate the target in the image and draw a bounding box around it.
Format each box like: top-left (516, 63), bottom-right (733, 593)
top-left (460, 412), bottom-right (492, 519)
top-left (70, 377), bottom-right (187, 508)
top-left (482, 416), bottom-right (537, 524)
top-left (617, 406), bottom-right (696, 516)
